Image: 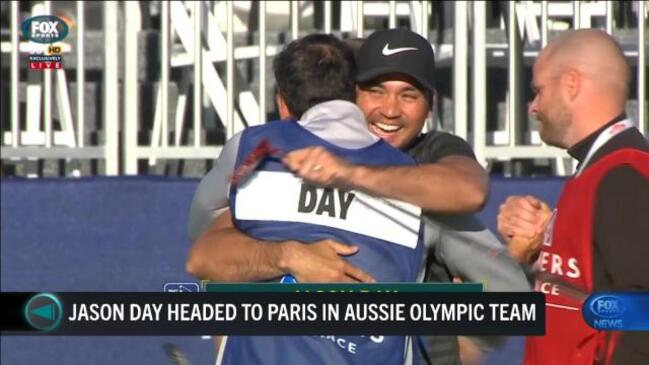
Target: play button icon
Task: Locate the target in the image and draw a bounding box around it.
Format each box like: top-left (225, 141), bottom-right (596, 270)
top-left (24, 293), bottom-right (63, 331)
top-left (31, 303), bottom-right (56, 320)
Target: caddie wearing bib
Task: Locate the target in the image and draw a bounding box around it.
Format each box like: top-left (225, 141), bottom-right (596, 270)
top-left (202, 34), bottom-right (422, 365)
top-left (222, 115), bottom-right (424, 365)
top-left (497, 29), bottom-right (649, 365)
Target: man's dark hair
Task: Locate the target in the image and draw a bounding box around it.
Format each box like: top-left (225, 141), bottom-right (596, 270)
top-left (343, 37), bottom-right (365, 63)
top-left (273, 34), bottom-right (356, 119)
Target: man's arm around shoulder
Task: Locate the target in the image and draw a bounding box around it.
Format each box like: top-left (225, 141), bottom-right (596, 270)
top-left (351, 155), bottom-right (489, 213)
top-left (283, 146), bottom-right (489, 214)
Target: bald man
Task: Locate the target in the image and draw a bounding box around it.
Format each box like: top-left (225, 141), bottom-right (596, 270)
top-left (497, 29), bottom-right (649, 365)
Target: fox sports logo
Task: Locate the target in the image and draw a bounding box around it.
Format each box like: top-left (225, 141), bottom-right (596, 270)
top-left (589, 295), bottom-right (626, 319)
top-left (21, 15), bottom-right (69, 44)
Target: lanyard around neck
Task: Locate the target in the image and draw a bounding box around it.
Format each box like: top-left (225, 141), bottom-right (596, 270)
top-left (575, 119), bottom-right (635, 176)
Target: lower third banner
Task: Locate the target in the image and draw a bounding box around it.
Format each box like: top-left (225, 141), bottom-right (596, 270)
top-left (1, 289), bottom-right (544, 336)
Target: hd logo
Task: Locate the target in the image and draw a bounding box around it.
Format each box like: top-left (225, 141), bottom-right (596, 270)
top-left (22, 15), bottom-right (68, 70)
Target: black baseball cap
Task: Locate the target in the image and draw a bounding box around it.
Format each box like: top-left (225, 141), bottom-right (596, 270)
top-left (356, 28), bottom-right (435, 91)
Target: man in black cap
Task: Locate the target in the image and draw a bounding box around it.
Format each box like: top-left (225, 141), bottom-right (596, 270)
top-left (283, 28), bottom-right (488, 216)
top-left (282, 29), bottom-right (499, 365)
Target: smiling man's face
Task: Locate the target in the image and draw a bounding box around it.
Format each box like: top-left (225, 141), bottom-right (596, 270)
top-left (356, 73), bottom-right (431, 149)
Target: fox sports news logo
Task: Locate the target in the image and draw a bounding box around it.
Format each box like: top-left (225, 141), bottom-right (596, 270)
top-left (21, 15), bottom-right (69, 43)
top-left (584, 295), bottom-right (626, 330)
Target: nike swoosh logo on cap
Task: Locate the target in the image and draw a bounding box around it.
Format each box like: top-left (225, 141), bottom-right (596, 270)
top-left (382, 44), bottom-right (418, 56)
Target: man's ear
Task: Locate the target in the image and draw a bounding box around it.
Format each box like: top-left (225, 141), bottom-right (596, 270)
top-left (275, 93), bottom-right (292, 120)
top-left (562, 69), bottom-right (581, 102)
top-left (426, 89), bottom-right (436, 126)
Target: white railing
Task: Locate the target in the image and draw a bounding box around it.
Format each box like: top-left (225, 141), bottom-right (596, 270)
top-left (471, 0), bottom-right (647, 175)
top-left (1, 1), bottom-right (647, 177)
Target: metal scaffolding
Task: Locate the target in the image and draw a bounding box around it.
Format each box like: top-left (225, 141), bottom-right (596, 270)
top-left (1, 1), bottom-right (647, 177)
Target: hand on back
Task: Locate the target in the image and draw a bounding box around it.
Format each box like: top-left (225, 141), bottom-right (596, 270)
top-left (283, 239), bottom-right (376, 283)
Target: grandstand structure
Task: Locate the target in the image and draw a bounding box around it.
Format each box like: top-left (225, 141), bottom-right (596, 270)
top-left (1, 1), bottom-right (647, 178)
